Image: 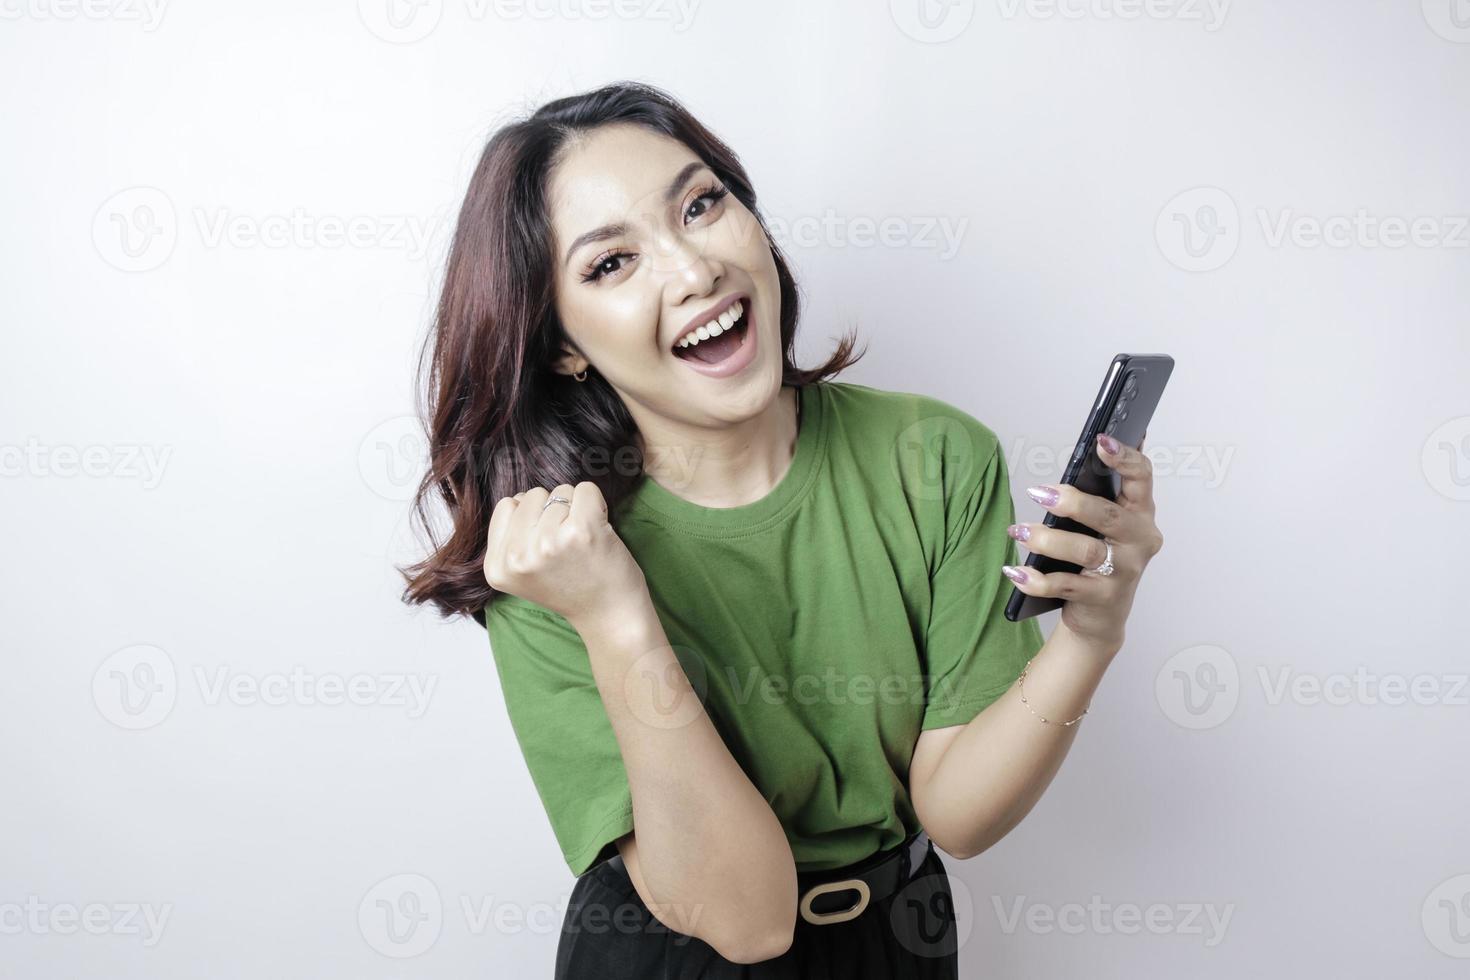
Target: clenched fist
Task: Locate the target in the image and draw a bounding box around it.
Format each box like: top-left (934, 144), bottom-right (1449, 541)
top-left (483, 482), bottom-right (647, 630)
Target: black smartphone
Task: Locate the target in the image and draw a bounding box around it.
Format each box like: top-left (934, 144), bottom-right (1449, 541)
top-left (1004, 353), bottom-right (1174, 622)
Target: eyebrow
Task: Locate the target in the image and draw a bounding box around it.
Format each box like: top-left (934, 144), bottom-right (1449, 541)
top-left (562, 160), bottom-right (710, 269)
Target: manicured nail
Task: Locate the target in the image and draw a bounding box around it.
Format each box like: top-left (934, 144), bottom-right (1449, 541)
top-left (1097, 433), bottom-right (1120, 456)
top-left (1007, 523), bottom-right (1030, 542)
top-left (1026, 485), bottom-right (1060, 508)
top-left (1002, 565), bottom-right (1028, 585)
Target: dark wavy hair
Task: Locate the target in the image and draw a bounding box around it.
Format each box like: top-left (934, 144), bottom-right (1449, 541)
top-left (399, 80), bottom-right (866, 626)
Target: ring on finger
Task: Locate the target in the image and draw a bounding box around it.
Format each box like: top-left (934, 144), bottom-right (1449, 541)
top-left (1083, 538), bottom-right (1116, 577)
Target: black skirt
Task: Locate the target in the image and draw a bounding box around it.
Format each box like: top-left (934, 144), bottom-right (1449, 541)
top-left (554, 839), bottom-right (960, 979)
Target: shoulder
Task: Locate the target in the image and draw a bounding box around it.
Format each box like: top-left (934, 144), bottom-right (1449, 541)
top-left (818, 380), bottom-right (1003, 472)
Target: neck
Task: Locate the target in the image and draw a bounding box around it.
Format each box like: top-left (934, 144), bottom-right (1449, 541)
top-left (637, 385), bottom-right (800, 508)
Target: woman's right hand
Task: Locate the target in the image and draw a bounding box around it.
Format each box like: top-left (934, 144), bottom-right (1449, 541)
top-left (483, 481), bottom-right (647, 630)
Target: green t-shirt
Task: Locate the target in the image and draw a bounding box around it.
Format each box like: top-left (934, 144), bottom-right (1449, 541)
top-left (484, 380), bottom-right (1045, 878)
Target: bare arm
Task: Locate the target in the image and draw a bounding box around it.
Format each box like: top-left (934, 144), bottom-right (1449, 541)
top-left (572, 589), bottom-right (798, 964)
top-left (909, 619), bottom-right (1115, 860)
top-left (911, 433), bottom-right (1162, 860)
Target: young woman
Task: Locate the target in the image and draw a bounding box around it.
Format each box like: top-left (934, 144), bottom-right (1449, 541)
top-left (401, 80), bottom-right (1164, 978)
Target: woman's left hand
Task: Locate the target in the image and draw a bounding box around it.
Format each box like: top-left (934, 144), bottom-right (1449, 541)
top-left (1002, 432), bottom-right (1165, 656)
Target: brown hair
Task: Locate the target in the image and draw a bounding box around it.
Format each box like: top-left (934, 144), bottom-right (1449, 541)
top-left (399, 80), bottom-right (866, 626)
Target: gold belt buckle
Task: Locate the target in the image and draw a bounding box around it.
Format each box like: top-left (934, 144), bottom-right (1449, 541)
top-left (798, 878), bottom-right (871, 925)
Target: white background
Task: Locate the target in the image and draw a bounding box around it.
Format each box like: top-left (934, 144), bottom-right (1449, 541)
top-left (3, 0), bottom-right (1469, 976)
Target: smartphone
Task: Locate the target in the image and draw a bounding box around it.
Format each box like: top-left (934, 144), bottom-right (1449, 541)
top-left (1004, 353), bottom-right (1175, 622)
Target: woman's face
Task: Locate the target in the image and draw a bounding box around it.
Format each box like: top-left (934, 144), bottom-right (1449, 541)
top-left (546, 123), bottom-right (783, 436)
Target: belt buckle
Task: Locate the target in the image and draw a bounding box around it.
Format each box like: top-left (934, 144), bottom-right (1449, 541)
top-left (798, 877), bottom-right (871, 926)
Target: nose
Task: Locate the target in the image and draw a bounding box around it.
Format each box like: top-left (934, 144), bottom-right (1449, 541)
top-left (652, 228), bottom-right (723, 305)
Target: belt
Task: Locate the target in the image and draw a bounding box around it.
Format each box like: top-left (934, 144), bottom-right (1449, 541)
top-left (795, 830), bottom-right (932, 926)
top-left (605, 830), bottom-right (933, 929)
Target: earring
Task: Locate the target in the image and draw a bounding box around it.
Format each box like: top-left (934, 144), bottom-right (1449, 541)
top-left (573, 368), bottom-right (588, 382)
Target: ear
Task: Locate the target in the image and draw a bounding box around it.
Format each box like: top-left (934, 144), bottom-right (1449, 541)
top-left (549, 343), bottom-right (587, 378)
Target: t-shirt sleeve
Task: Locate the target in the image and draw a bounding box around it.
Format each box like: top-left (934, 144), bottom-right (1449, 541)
top-left (484, 594), bottom-right (634, 877)
top-left (920, 420), bottom-right (1047, 730)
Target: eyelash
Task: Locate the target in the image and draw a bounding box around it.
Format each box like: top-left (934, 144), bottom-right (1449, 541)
top-left (580, 182), bottom-right (731, 284)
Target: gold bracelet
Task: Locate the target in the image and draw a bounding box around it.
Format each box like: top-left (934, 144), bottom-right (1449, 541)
top-left (1017, 655), bottom-right (1090, 726)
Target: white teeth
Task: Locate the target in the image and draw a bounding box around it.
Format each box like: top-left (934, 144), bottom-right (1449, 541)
top-left (677, 300), bottom-right (743, 348)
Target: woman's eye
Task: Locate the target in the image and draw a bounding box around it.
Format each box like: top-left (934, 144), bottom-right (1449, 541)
top-left (583, 252), bottom-right (632, 283)
top-left (685, 185), bottom-right (729, 224)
